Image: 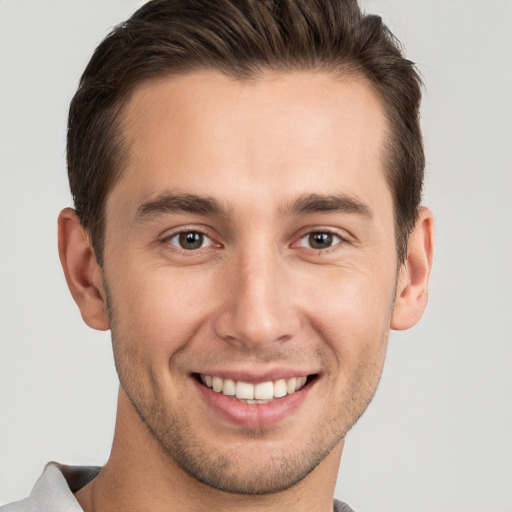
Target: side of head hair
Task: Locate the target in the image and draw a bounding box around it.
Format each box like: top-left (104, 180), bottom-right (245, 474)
top-left (67, 0), bottom-right (424, 266)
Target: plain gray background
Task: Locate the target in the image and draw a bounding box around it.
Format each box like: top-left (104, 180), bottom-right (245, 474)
top-left (1, 1), bottom-right (511, 510)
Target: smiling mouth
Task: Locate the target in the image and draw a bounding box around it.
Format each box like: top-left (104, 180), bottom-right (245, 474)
top-left (195, 374), bottom-right (316, 404)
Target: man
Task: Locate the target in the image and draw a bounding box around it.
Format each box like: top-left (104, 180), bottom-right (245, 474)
top-left (2, 0), bottom-right (434, 510)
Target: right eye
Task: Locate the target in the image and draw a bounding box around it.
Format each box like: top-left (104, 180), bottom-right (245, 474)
top-left (166, 231), bottom-right (213, 251)
top-left (297, 231), bottom-right (343, 250)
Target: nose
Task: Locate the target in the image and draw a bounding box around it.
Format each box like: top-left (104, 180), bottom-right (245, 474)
top-left (213, 248), bottom-right (300, 350)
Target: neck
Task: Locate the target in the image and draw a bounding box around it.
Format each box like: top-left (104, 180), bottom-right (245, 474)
top-left (76, 388), bottom-right (343, 512)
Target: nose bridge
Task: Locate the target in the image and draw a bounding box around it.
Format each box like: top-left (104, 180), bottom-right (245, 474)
top-left (214, 239), bottom-right (298, 348)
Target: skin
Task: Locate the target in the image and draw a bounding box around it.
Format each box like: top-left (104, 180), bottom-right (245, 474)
top-left (59, 70), bottom-right (434, 512)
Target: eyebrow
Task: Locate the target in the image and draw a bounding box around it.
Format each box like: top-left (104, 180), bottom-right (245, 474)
top-left (135, 191), bottom-right (373, 222)
top-left (283, 193), bottom-right (373, 218)
top-left (135, 193), bottom-right (230, 221)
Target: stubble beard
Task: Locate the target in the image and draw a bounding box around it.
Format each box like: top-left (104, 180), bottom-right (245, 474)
top-left (128, 395), bottom-right (335, 495)
top-left (112, 337), bottom-right (386, 496)
top-left (114, 347), bottom-right (344, 495)
top-left (105, 286), bottom-right (389, 496)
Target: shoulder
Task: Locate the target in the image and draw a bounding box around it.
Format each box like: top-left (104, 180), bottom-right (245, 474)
top-left (334, 498), bottom-right (360, 512)
top-left (0, 462), bottom-right (100, 512)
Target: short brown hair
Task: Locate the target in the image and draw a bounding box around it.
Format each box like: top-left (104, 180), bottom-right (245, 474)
top-left (67, 0), bottom-right (424, 266)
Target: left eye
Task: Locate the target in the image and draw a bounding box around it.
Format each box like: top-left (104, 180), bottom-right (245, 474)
top-left (298, 231), bottom-right (342, 250)
top-left (167, 231), bottom-right (212, 251)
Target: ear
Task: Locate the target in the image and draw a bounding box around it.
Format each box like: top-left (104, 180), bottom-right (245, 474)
top-left (58, 208), bottom-right (110, 331)
top-left (391, 207), bottom-right (435, 330)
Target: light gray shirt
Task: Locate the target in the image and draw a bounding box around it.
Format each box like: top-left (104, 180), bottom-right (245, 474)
top-left (1, 462), bottom-right (357, 512)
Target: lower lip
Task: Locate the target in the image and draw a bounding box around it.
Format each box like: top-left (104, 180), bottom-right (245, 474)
top-left (193, 377), bottom-right (313, 429)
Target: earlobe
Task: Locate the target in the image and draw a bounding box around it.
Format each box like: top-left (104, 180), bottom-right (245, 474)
top-left (391, 207), bottom-right (435, 331)
top-left (58, 208), bottom-right (110, 331)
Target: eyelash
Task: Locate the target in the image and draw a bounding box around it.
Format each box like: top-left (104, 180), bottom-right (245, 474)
top-left (294, 229), bottom-right (346, 254)
top-left (162, 227), bottom-right (218, 254)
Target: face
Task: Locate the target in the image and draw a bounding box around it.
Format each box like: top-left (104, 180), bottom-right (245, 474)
top-left (102, 70), bottom-right (398, 493)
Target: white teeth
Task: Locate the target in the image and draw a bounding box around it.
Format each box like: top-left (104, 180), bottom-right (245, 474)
top-left (296, 376), bottom-right (307, 390)
top-left (287, 377), bottom-right (297, 394)
top-left (274, 379), bottom-right (287, 398)
top-left (236, 381), bottom-right (254, 400)
top-left (222, 378), bottom-right (236, 396)
top-left (254, 381), bottom-right (274, 400)
top-left (212, 376), bottom-right (223, 392)
top-left (199, 374), bottom-right (310, 402)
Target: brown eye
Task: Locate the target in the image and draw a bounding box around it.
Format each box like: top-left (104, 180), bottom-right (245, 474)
top-left (168, 231), bottom-right (209, 250)
top-left (298, 231), bottom-right (342, 250)
top-left (309, 232), bottom-right (333, 249)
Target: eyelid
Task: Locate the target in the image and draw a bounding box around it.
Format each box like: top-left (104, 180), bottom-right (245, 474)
top-left (160, 224), bottom-right (215, 239)
top-left (297, 231), bottom-right (342, 248)
top-left (161, 225), bottom-right (222, 251)
top-left (291, 226), bottom-right (351, 251)
top-left (167, 232), bottom-right (213, 250)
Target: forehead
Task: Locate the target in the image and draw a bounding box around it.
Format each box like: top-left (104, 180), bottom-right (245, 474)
top-left (112, 70), bottom-right (390, 216)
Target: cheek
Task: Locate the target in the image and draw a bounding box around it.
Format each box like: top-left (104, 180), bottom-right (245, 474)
top-left (300, 265), bottom-right (395, 361)
top-left (108, 263), bottom-right (216, 362)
